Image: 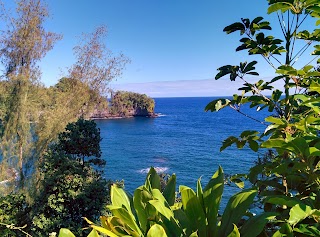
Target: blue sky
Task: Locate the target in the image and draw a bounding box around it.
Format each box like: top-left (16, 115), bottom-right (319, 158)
top-left (5, 0), bottom-right (315, 97)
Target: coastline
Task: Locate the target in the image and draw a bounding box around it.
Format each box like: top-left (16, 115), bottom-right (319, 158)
top-left (90, 113), bottom-right (159, 120)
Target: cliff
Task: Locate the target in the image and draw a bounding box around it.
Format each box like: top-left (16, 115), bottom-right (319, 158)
top-left (90, 91), bottom-right (157, 119)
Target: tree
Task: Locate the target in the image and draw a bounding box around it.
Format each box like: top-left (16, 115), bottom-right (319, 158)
top-left (34, 77), bottom-right (106, 157)
top-left (0, 2), bottom-right (129, 190)
top-left (31, 118), bottom-right (107, 236)
top-left (69, 25), bottom-right (130, 96)
top-left (206, 0), bottom-right (320, 235)
top-left (110, 91), bottom-right (155, 116)
top-left (0, 0), bottom-right (61, 187)
top-left (31, 148), bottom-right (108, 237)
top-left (33, 26), bottom-right (130, 162)
top-left (57, 118), bottom-right (104, 166)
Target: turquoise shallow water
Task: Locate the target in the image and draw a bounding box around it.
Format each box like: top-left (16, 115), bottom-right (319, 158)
top-left (95, 97), bottom-right (269, 206)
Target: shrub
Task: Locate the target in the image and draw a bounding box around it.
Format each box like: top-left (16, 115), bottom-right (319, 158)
top-left (31, 149), bottom-right (108, 236)
top-left (0, 193), bottom-right (30, 237)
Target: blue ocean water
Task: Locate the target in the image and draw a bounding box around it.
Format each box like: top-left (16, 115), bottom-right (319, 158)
top-left (95, 97), bottom-right (269, 205)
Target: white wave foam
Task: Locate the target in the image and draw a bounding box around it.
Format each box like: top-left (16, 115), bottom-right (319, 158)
top-left (153, 157), bottom-right (167, 163)
top-left (157, 113), bottom-right (166, 117)
top-left (138, 167), bottom-right (168, 174)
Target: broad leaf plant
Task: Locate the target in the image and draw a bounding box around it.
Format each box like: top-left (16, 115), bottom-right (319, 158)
top-left (206, 0), bottom-right (320, 235)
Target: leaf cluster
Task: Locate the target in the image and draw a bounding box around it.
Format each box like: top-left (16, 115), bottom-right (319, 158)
top-left (0, 193), bottom-right (30, 237)
top-left (206, 0), bottom-right (320, 235)
top-left (31, 148), bottom-right (109, 237)
top-left (57, 117), bottom-right (104, 166)
top-left (61, 167), bottom-right (279, 237)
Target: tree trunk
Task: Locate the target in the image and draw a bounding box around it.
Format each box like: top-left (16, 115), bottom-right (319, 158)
top-left (19, 142), bottom-right (24, 188)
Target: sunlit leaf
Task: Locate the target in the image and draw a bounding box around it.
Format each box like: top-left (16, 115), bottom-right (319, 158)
top-left (58, 228), bottom-right (76, 237)
top-left (147, 224), bottom-right (168, 237)
top-left (288, 204), bottom-right (316, 226)
top-left (205, 99), bottom-right (231, 112)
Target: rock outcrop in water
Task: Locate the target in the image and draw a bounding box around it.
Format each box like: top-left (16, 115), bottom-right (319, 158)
top-left (90, 91), bottom-right (157, 119)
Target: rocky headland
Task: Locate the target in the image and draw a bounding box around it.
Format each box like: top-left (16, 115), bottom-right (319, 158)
top-left (90, 91), bottom-right (157, 119)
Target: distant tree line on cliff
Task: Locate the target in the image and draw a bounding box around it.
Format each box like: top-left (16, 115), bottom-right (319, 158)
top-left (109, 91), bottom-right (155, 117)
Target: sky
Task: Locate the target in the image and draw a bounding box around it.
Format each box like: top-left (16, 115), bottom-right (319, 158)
top-left (3, 0), bottom-right (317, 97)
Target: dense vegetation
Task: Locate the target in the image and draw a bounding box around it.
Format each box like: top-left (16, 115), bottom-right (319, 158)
top-left (0, 118), bottom-right (109, 236)
top-left (2, 0), bottom-right (320, 236)
top-left (109, 91), bottom-right (155, 117)
top-left (0, 0), bottom-right (128, 191)
top-left (61, 0), bottom-right (320, 236)
top-left (0, 0), bottom-right (127, 236)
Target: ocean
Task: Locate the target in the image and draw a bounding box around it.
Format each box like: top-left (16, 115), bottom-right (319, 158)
top-left (95, 97), bottom-right (269, 206)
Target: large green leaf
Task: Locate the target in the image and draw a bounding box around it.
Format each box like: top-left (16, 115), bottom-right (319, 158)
top-left (265, 116), bottom-right (286, 125)
top-left (102, 216), bottom-right (131, 236)
top-left (226, 224), bottom-right (240, 237)
top-left (133, 186), bottom-right (152, 232)
top-left (149, 199), bottom-right (174, 220)
top-left (173, 208), bottom-right (193, 236)
top-left (58, 228), bottom-right (76, 237)
top-left (218, 189), bottom-right (257, 237)
top-left (264, 196), bottom-right (302, 208)
top-left (288, 203), bottom-right (317, 226)
top-left (240, 212), bottom-right (278, 237)
top-left (90, 225), bottom-right (121, 237)
top-left (180, 185), bottom-right (207, 237)
top-left (203, 166), bottom-right (224, 237)
top-left (111, 184), bottom-right (132, 212)
top-left (163, 174), bottom-right (177, 206)
top-left (197, 177), bottom-right (204, 208)
top-left (268, 2), bottom-right (293, 14)
top-left (145, 167), bottom-right (161, 191)
top-left (147, 224), bottom-right (168, 237)
top-left (87, 229), bottom-right (100, 237)
top-left (261, 138), bottom-right (287, 149)
top-left (107, 206), bottom-right (142, 236)
top-left (287, 137), bottom-right (309, 158)
top-left (189, 232), bottom-right (199, 237)
top-left (150, 188), bottom-right (182, 233)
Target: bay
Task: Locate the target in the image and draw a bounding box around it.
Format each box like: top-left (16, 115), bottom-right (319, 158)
top-left (95, 97), bottom-right (269, 206)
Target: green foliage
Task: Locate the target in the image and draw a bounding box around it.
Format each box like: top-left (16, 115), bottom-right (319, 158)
top-left (29, 118), bottom-right (108, 236)
top-left (57, 117), bottom-right (104, 166)
top-left (0, 0), bottom-right (61, 189)
top-left (0, 193), bottom-right (30, 237)
top-left (31, 147), bottom-right (108, 236)
top-left (110, 91), bottom-right (155, 116)
top-left (0, 1), bottom-right (128, 194)
top-left (206, 0), bottom-right (320, 235)
top-left (63, 167), bottom-right (276, 237)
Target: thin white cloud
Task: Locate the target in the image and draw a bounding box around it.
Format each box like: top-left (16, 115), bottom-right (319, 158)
top-left (110, 77), bottom-right (279, 98)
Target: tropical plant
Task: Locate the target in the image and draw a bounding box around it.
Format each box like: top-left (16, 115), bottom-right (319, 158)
top-left (60, 167), bottom-right (280, 237)
top-left (205, 0), bottom-right (320, 235)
